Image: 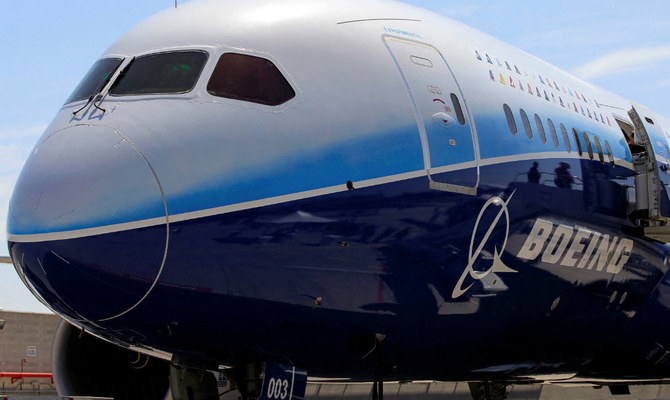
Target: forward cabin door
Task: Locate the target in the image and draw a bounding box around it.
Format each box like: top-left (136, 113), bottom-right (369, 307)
top-left (384, 35), bottom-right (479, 195)
top-left (628, 103), bottom-right (670, 242)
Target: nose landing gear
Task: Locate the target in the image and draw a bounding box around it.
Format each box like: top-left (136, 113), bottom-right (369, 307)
top-left (169, 361), bottom-right (307, 400)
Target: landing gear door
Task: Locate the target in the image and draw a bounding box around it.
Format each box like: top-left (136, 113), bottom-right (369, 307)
top-left (384, 35), bottom-right (480, 195)
top-left (628, 103), bottom-right (670, 234)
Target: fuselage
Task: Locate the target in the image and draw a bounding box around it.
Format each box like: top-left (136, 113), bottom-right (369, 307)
top-left (7, 0), bottom-right (670, 382)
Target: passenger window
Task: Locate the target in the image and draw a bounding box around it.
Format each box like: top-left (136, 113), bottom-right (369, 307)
top-left (604, 140), bottom-right (615, 166)
top-left (534, 114), bottom-right (546, 144)
top-left (450, 93), bottom-right (466, 125)
top-left (572, 128), bottom-right (583, 156)
top-left (520, 109), bottom-right (533, 139)
top-left (560, 123), bottom-right (571, 153)
top-left (66, 58), bottom-right (123, 104)
top-left (503, 104), bottom-right (517, 135)
top-left (583, 132), bottom-right (594, 160)
top-left (593, 136), bottom-right (605, 164)
top-left (547, 119), bottom-right (559, 149)
top-left (207, 53), bottom-right (295, 106)
top-left (110, 51), bottom-right (208, 95)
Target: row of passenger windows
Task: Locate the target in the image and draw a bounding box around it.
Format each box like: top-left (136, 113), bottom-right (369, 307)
top-left (503, 104), bottom-right (615, 166)
top-left (66, 51), bottom-right (296, 106)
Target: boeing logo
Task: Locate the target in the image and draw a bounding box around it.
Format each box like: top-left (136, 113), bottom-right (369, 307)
top-left (452, 203), bottom-right (635, 299)
top-left (517, 218), bottom-right (634, 274)
top-left (452, 192), bottom-right (517, 299)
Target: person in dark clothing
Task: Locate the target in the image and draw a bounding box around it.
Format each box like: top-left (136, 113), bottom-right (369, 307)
top-left (528, 162), bottom-right (540, 184)
top-left (628, 131), bottom-right (646, 153)
top-left (554, 162), bottom-right (574, 189)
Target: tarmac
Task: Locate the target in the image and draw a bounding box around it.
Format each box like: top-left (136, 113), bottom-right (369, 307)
top-left (4, 381), bottom-right (670, 399)
top-left (306, 381), bottom-right (670, 400)
top-left (2, 309), bottom-right (670, 399)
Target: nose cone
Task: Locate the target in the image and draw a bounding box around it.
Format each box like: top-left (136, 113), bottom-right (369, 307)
top-left (7, 124), bottom-right (168, 322)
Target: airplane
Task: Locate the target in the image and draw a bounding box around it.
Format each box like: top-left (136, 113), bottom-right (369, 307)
top-left (6, 0), bottom-right (670, 399)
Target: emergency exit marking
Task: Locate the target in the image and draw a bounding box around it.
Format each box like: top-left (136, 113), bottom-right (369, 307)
top-left (26, 346), bottom-right (36, 357)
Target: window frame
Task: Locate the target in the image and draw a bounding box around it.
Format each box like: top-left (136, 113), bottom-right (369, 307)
top-left (604, 140), bottom-right (615, 166)
top-left (583, 131), bottom-right (594, 160)
top-left (520, 108), bottom-right (533, 139)
top-left (593, 135), bottom-right (605, 164)
top-left (503, 104), bottom-right (517, 135)
top-left (572, 128), bottom-right (583, 156)
top-left (109, 50), bottom-right (209, 97)
top-left (65, 57), bottom-right (124, 104)
top-left (450, 93), bottom-right (466, 125)
top-left (534, 114), bottom-right (547, 144)
top-left (560, 123), bottom-right (571, 153)
top-left (206, 52), bottom-right (296, 106)
top-left (547, 118), bottom-right (559, 149)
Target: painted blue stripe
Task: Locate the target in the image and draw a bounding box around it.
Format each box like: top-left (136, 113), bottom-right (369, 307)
top-left (8, 109), bottom-right (635, 235)
top-left (165, 125), bottom-right (424, 216)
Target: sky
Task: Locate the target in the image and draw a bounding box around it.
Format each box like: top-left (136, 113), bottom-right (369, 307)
top-left (1, 0), bottom-right (670, 313)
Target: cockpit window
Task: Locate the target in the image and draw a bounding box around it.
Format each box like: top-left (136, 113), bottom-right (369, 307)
top-left (207, 53), bottom-right (296, 106)
top-left (65, 58), bottom-right (123, 104)
top-left (110, 51), bottom-right (208, 96)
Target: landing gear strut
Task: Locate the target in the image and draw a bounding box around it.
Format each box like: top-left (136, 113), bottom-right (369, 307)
top-left (169, 364), bottom-right (218, 400)
top-left (371, 333), bottom-right (386, 400)
top-left (468, 381), bottom-right (508, 400)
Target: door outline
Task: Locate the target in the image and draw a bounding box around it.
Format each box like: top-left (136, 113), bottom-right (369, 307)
top-left (383, 35), bottom-right (480, 196)
top-left (629, 104), bottom-right (670, 219)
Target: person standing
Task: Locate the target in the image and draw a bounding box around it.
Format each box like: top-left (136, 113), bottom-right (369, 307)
top-left (554, 162), bottom-right (574, 189)
top-left (528, 162), bottom-right (540, 184)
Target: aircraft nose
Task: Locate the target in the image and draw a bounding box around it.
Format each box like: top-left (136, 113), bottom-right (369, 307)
top-left (7, 124), bottom-right (168, 322)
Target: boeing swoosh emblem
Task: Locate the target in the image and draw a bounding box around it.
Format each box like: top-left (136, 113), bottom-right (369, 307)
top-left (452, 191), bottom-right (517, 299)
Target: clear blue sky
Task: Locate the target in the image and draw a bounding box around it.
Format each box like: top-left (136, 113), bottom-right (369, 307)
top-left (2, 0), bottom-right (669, 313)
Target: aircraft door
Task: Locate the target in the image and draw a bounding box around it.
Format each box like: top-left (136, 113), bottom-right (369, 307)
top-left (384, 36), bottom-right (479, 195)
top-left (628, 103), bottom-right (670, 242)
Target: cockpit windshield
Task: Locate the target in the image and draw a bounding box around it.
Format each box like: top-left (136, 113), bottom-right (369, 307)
top-left (65, 58), bottom-right (123, 104)
top-left (207, 53), bottom-right (295, 106)
top-left (110, 51), bottom-right (208, 96)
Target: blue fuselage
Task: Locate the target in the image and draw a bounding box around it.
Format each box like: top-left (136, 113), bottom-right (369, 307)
top-left (7, 0), bottom-right (670, 382)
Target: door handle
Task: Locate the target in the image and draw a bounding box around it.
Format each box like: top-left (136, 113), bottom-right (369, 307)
top-left (432, 112), bottom-right (456, 129)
